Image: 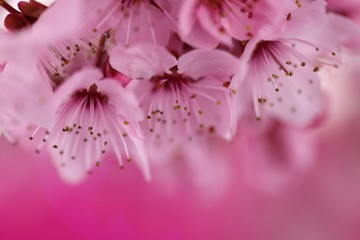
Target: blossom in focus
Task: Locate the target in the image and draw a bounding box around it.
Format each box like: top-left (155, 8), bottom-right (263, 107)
top-left (38, 68), bottom-right (150, 183)
top-left (110, 44), bottom-right (238, 157)
top-left (230, 0), bottom-right (355, 127)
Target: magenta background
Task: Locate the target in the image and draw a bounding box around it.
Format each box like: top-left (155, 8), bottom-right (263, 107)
top-left (1, 115), bottom-right (360, 240)
top-left (0, 139), bottom-right (251, 240)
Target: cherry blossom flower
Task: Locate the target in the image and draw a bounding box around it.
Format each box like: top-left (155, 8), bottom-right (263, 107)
top-left (0, 43), bottom-right (151, 183)
top-left (230, 0), bottom-right (357, 127)
top-left (33, 68), bottom-right (150, 183)
top-left (110, 44), bottom-right (238, 156)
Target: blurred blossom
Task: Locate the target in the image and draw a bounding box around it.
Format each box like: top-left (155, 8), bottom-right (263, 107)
top-left (326, 0), bottom-right (360, 24)
top-left (236, 118), bottom-right (316, 193)
top-left (1, 0), bottom-right (360, 239)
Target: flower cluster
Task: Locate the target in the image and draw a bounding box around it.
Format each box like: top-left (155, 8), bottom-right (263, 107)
top-left (0, 0), bottom-right (358, 185)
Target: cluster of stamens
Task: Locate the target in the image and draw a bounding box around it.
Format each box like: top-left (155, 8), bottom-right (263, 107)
top-left (250, 39), bottom-right (338, 120)
top-left (28, 84), bottom-right (133, 172)
top-left (143, 67), bottom-right (227, 144)
top-left (40, 33), bottom-right (112, 89)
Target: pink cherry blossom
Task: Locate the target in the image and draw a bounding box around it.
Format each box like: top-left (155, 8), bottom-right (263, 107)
top-left (230, 0), bottom-right (357, 127)
top-left (110, 44), bottom-right (238, 156)
top-left (30, 68), bottom-right (150, 183)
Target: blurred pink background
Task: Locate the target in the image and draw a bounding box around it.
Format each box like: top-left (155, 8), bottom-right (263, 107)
top-left (1, 86), bottom-right (360, 240)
